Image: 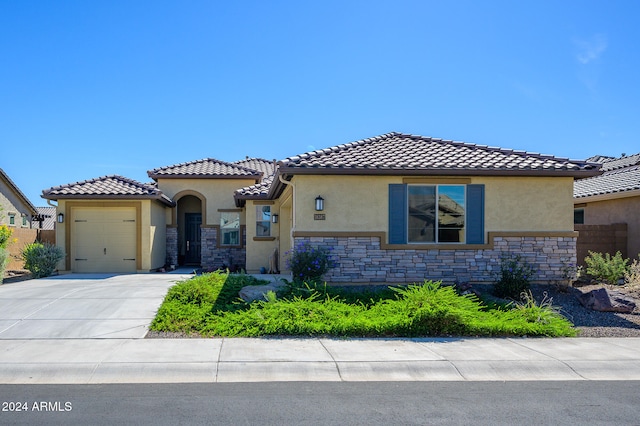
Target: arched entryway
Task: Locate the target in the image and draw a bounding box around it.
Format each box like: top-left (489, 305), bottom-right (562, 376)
top-left (176, 193), bottom-right (204, 266)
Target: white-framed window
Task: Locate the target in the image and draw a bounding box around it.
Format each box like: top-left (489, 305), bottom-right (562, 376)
top-left (220, 212), bottom-right (240, 246)
top-left (22, 215), bottom-right (28, 227)
top-left (407, 184), bottom-right (466, 243)
top-left (8, 213), bottom-right (16, 226)
top-left (256, 205), bottom-right (271, 237)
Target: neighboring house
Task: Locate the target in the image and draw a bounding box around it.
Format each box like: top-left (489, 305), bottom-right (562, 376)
top-left (1, 168), bottom-right (37, 228)
top-left (42, 132), bottom-right (600, 284)
top-left (1, 168), bottom-right (39, 271)
top-left (574, 152), bottom-right (640, 262)
top-left (32, 206), bottom-right (56, 230)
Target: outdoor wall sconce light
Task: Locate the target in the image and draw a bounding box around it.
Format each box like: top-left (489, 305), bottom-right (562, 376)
top-left (272, 214), bottom-right (279, 223)
top-left (315, 195), bottom-right (324, 211)
top-left (57, 213), bottom-right (64, 223)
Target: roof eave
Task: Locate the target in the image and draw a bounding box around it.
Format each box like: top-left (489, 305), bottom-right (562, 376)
top-left (276, 166), bottom-right (602, 178)
top-left (574, 188), bottom-right (640, 203)
top-left (40, 193), bottom-right (176, 207)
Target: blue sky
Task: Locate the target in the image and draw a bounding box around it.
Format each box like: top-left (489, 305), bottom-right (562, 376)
top-left (2, 1), bottom-right (639, 206)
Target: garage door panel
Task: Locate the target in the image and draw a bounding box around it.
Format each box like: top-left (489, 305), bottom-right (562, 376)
top-left (71, 207), bottom-right (137, 273)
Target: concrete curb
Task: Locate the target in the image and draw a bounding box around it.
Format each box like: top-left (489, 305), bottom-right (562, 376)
top-left (1, 337), bottom-right (639, 384)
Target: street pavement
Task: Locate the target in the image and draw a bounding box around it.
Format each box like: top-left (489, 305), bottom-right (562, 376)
top-left (1, 273), bottom-right (639, 384)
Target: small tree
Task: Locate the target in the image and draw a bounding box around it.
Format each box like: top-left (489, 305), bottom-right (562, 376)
top-left (22, 242), bottom-right (65, 279)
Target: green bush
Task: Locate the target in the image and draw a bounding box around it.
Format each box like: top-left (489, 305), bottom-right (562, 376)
top-left (285, 241), bottom-right (335, 283)
top-left (584, 251), bottom-right (629, 284)
top-left (492, 254), bottom-right (535, 299)
top-left (191, 280), bottom-right (575, 338)
top-left (21, 242), bottom-right (65, 279)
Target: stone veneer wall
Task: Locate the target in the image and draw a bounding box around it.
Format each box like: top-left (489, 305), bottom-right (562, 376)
top-left (166, 227), bottom-right (178, 267)
top-left (295, 235), bottom-right (576, 285)
top-left (201, 227), bottom-right (247, 271)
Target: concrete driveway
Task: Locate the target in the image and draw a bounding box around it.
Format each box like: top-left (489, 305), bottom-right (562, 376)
top-left (0, 272), bottom-right (192, 339)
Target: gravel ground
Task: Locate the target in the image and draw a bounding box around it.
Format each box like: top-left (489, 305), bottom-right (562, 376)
top-left (529, 283), bottom-right (640, 337)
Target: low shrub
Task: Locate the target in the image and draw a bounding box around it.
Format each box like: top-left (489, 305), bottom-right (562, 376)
top-left (492, 254), bottom-right (535, 299)
top-left (285, 241), bottom-right (335, 283)
top-left (625, 258), bottom-right (640, 288)
top-left (151, 271), bottom-right (270, 334)
top-left (21, 242), bottom-right (65, 279)
top-left (152, 278), bottom-right (576, 338)
top-left (584, 251), bottom-right (629, 284)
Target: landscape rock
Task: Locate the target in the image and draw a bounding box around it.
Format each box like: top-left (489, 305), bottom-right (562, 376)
top-left (239, 281), bottom-right (289, 303)
top-left (577, 287), bottom-right (637, 313)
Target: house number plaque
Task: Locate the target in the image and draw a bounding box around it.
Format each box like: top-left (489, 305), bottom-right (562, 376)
top-left (314, 214), bottom-right (326, 220)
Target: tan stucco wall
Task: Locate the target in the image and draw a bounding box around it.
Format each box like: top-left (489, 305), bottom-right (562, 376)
top-left (290, 175), bottom-right (575, 237)
top-left (293, 175), bottom-right (392, 232)
top-left (279, 190), bottom-right (293, 273)
top-left (55, 199), bottom-right (168, 273)
top-left (244, 185), bottom-right (293, 273)
top-left (480, 176), bottom-right (574, 233)
top-left (158, 178), bottom-right (255, 226)
top-left (244, 200), bottom-right (280, 273)
top-left (55, 200), bottom-right (67, 270)
top-left (580, 195), bottom-right (640, 260)
top-left (149, 201), bottom-right (168, 270)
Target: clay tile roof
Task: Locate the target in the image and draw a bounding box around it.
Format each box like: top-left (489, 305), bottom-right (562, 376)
top-left (148, 158), bottom-right (262, 180)
top-left (233, 158), bottom-right (279, 200)
top-left (278, 132), bottom-right (601, 176)
top-left (574, 152), bottom-right (640, 199)
top-left (233, 158), bottom-right (277, 177)
top-left (234, 179), bottom-right (274, 199)
top-left (585, 155), bottom-right (616, 164)
top-left (597, 152), bottom-right (640, 172)
top-left (41, 175), bottom-right (175, 206)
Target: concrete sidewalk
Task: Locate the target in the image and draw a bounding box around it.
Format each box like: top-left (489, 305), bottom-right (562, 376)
top-left (1, 337), bottom-right (639, 384)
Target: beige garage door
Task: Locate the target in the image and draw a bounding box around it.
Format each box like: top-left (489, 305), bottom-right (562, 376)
top-left (71, 207), bottom-right (137, 273)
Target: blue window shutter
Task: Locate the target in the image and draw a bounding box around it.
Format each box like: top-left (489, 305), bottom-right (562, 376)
top-left (388, 184), bottom-right (407, 244)
top-left (466, 184), bottom-right (485, 244)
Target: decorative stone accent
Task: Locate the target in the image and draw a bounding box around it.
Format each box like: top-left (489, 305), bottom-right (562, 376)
top-left (239, 281), bottom-right (289, 303)
top-left (578, 288), bottom-right (636, 313)
top-left (294, 235), bottom-right (577, 284)
top-left (201, 227), bottom-right (247, 272)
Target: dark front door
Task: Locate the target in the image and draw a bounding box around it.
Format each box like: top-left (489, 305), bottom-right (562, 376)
top-left (185, 213), bottom-right (202, 265)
